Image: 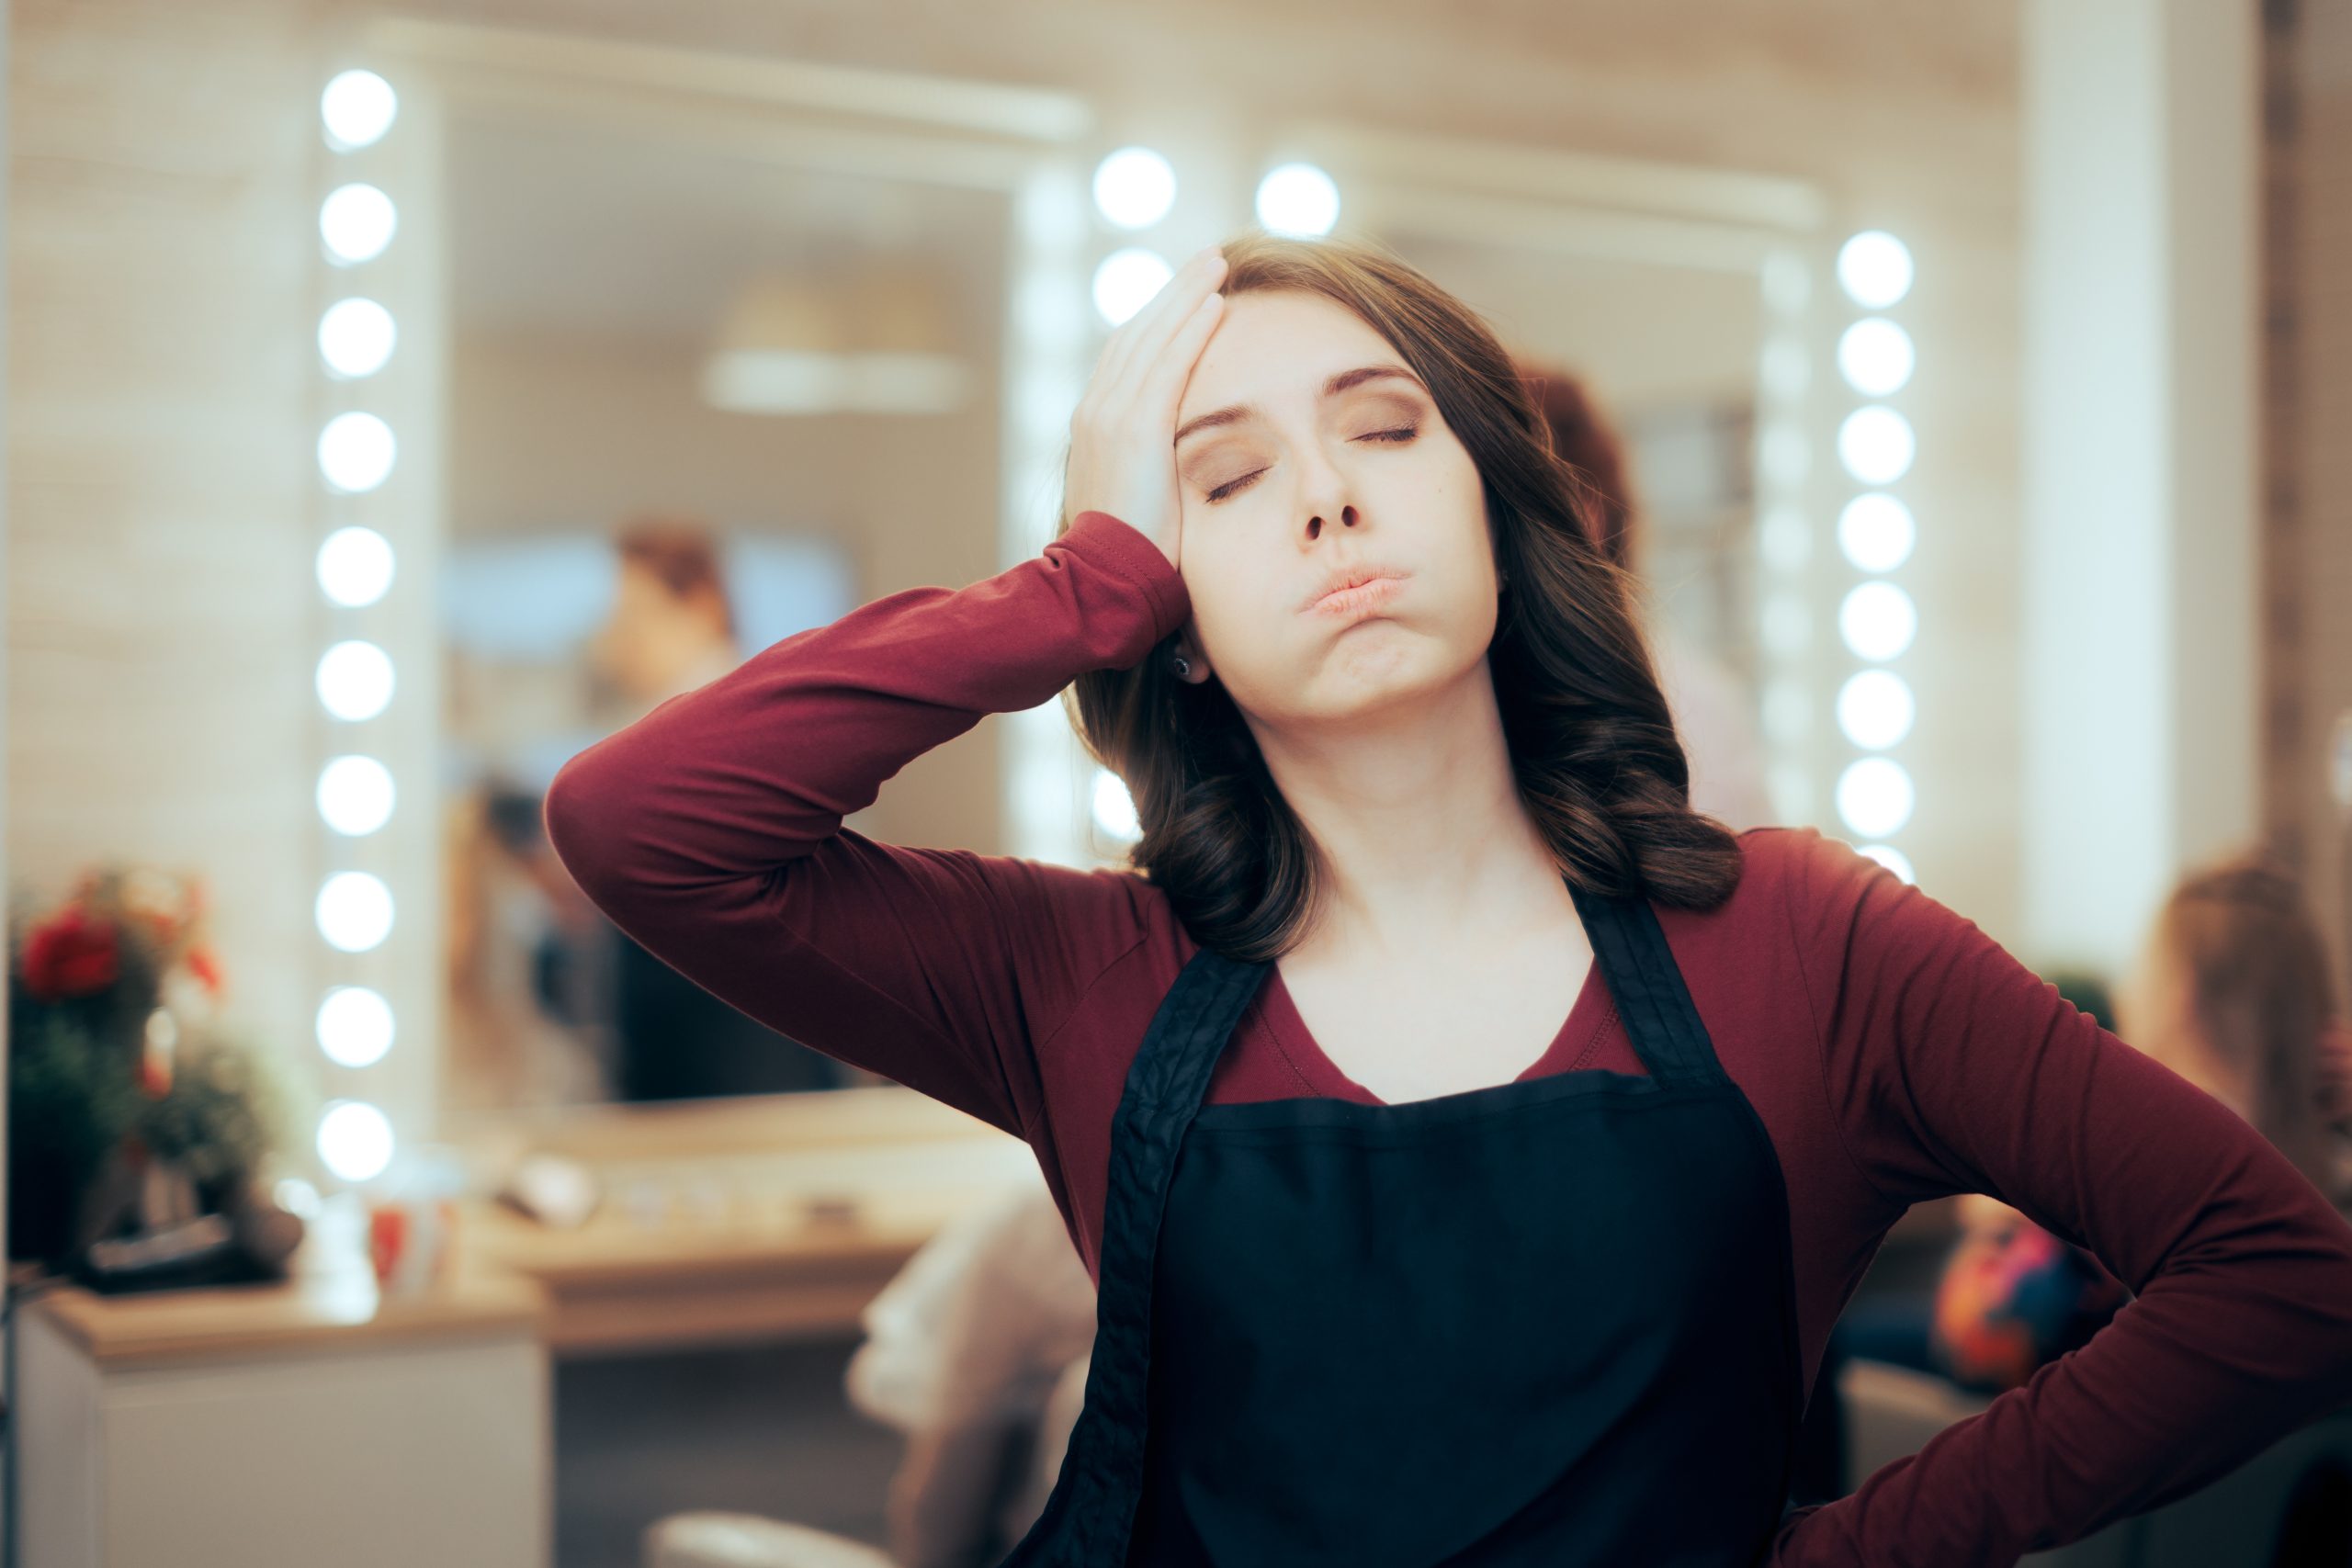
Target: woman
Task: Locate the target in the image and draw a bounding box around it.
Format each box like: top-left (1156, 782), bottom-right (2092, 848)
top-left (544, 235), bottom-right (2352, 1565)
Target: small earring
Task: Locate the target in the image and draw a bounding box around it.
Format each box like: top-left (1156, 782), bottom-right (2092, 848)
top-left (1170, 653), bottom-right (1192, 678)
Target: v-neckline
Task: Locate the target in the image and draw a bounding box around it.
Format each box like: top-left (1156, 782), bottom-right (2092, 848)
top-left (1259, 952), bottom-right (1612, 1108)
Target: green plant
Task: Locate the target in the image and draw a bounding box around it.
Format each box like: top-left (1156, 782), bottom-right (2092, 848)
top-left (6, 865), bottom-right (288, 1264)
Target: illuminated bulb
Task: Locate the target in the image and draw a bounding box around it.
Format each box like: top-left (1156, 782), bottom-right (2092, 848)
top-left (1837, 318), bottom-right (1915, 397)
top-left (1838, 494), bottom-right (1916, 573)
top-left (320, 183), bottom-right (397, 265)
top-left (1838, 406), bottom-right (1916, 485)
top-left (1857, 844), bottom-right (1917, 885)
top-left (316, 525), bottom-right (395, 606)
top-left (318, 412), bottom-right (396, 493)
top-left (1091, 767), bottom-right (1140, 840)
top-left (1837, 231), bottom-right (1914, 309)
top-left (317, 986), bottom-right (396, 1068)
top-left (1837, 757), bottom-right (1915, 838)
top-left (317, 754), bottom-right (395, 836)
top-left (1092, 147), bottom-right (1177, 230)
top-left (1255, 164), bottom-right (1340, 237)
top-left (1758, 506), bottom-right (1811, 573)
top-left (1837, 669), bottom-right (1916, 750)
top-left (318, 298), bottom-right (397, 378)
top-left (321, 70), bottom-right (398, 152)
top-left (316, 871), bottom-right (394, 953)
top-left (1092, 248), bottom-right (1174, 327)
top-left (316, 639), bottom-right (395, 721)
top-left (317, 1100), bottom-right (395, 1183)
top-left (1838, 581), bottom-right (1917, 662)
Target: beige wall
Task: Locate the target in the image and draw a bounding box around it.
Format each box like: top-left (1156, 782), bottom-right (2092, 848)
top-left (9, 0), bottom-right (2027, 1103)
top-left (2273, 1), bottom-right (2352, 1004)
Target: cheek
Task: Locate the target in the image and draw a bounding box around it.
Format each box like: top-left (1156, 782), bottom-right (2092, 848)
top-left (1178, 541), bottom-right (1288, 665)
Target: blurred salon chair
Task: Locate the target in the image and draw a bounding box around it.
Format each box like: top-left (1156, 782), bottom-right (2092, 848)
top-left (643, 1179), bottom-right (1096, 1568)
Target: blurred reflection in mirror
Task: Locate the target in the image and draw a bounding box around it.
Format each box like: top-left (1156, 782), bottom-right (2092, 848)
top-left (443, 517), bottom-right (865, 1111)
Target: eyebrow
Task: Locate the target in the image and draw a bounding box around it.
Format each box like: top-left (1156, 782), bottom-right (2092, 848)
top-left (1172, 365), bottom-right (1427, 448)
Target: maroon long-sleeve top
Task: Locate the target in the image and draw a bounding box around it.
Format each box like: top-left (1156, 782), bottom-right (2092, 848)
top-left (544, 508), bottom-right (2352, 1565)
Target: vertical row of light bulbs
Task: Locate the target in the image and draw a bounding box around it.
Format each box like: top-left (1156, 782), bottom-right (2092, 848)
top-left (1080, 145), bottom-right (1347, 848)
top-left (1826, 231), bottom-right (1921, 885)
top-left (310, 69), bottom-right (406, 1186)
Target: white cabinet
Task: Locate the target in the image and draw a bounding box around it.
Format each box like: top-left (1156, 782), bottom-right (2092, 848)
top-left (19, 1266), bottom-right (549, 1568)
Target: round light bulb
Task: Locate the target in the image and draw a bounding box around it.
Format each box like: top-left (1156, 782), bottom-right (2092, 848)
top-left (317, 754), bottom-right (395, 836)
top-left (1838, 493), bottom-right (1916, 574)
top-left (1838, 406), bottom-right (1916, 486)
top-left (1837, 757), bottom-right (1916, 839)
top-left (317, 986), bottom-right (396, 1068)
top-left (1255, 164), bottom-right (1340, 237)
top-left (317, 1100), bottom-right (396, 1183)
top-left (1092, 147), bottom-right (1177, 230)
top-left (320, 183), bottom-right (397, 265)
top-left (316, 525), bottom-right (395, 607)
top-left (320, 70), bottom-right (398, 152)
top-left (318, 411), bottom-right (397, 493)
top-left (1837, 231), bottom-right (1914, 309)
top-left (1837, 318), bottom-right (1915, 397)
top-left (1838, 581), bottom-right (1917, 662)
top-left (318, 298), bottom-right (397, 378)
top-left (1091, 247), bottom-right (1174, 327)
top-left (315, 870), bottom-right (394, 953)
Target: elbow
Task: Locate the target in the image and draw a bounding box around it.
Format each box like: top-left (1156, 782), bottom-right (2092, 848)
top-left (541, 746), bottom-right (634, 908)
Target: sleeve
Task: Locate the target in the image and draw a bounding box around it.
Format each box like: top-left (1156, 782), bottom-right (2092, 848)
top-left (1764, 827), bottom-right (2352, 1566)
top-left (540, 510), bottom-right (1190, 1139)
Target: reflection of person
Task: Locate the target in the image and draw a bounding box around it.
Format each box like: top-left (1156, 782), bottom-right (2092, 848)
top-left (587, 517), bottom-right (745, 724)
top-left (1520, 362), bottom-right (1773, 830)
top-left (545, 235), bottom-right (2352, 1564)
top-left (444, 776), bottom-right (617, 1112)
top-left (584, 517), bottom-right (845, 1100)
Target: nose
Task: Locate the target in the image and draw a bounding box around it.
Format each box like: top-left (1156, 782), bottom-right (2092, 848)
top-left (1295, 443), bottom-right (1360, 539)
top-left (1305, 504), bottom-right (1359, 539)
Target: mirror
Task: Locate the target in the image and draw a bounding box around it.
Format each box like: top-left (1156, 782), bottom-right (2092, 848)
top-left (434, 106), bottom-right (1011, 1116)
top-left (390, 34), bottom-right (1818, 1134)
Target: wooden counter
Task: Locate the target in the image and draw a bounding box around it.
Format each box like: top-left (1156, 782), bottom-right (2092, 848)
top-left (25, 1254), bottom-right (545, 1369)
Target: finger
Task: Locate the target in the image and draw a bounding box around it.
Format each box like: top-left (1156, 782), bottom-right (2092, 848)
top-left (1142, 289), bottom-right (1224, 426)
top-left (1097, 247), bottom-right (1226, 406)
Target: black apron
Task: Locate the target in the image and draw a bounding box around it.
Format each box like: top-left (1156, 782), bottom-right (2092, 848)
top-left (999, 878), bottom-right (1805, 1567)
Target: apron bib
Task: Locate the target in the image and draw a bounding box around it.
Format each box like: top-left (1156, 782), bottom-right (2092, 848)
top-left (1000, 880), bottom-right (1804, 1566)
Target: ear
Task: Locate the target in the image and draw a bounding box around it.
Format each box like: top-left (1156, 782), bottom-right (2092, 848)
top-left (1169, 626), bottom-right (1213, 684)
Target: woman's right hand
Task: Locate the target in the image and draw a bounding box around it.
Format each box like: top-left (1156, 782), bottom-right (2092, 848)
top-left (1063, 244), bottom-right (1228, 573)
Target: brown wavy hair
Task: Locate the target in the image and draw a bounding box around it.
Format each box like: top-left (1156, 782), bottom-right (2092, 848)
top-left (1057, 231), bottom-right (1741, 961)
top-left (1521, 362), bottom-right (1641, 571)
top-left (2151, 851), bottom-right (2347, 1199)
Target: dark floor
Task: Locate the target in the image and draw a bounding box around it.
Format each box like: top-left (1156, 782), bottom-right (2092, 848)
top-left (555, 1334), bottom-right (904, 1568)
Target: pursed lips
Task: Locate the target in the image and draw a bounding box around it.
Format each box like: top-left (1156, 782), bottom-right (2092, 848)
top-left (1303, 570), bottom-right (1408, 616)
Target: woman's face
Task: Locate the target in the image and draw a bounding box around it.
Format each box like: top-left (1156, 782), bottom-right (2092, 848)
top-left (1170, 289), bottom-right (1498, 729)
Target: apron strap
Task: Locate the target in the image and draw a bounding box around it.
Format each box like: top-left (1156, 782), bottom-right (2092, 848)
top-left (1006, 944), bottom-right (1269, 1566)
top-left (1568, 881), bottom-right (1725, 1089)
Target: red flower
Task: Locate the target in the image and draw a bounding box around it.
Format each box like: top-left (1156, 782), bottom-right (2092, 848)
top-left (21, 904), bottom-right (119, 1001)
top-left (185, 942), bottom-right (226, 996)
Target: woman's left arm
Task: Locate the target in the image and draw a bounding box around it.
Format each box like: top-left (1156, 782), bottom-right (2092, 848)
top-left (1765, 827), bottom-right (2352, 1567)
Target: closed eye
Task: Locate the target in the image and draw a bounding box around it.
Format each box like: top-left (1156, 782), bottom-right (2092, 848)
top-left (1203, 426), bottom-right (1420, 504)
